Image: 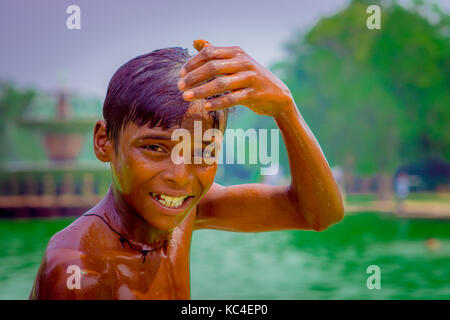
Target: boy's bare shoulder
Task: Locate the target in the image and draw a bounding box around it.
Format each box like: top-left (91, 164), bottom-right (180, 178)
top-left (47, 208), bottom-right (114, 254)
top-left (30, 207), bottom-right (116, 299)
top-left (45, 205), bottom-right (111, 258)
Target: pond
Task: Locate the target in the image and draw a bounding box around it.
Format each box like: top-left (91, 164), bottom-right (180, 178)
top-left (0, 212), bottom-right (449, 299)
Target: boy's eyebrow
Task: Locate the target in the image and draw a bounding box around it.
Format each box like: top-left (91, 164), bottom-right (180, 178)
top-left (137, 132), bottom-right (220, 145)
top-left (138, 134), bottom-right (173, 140)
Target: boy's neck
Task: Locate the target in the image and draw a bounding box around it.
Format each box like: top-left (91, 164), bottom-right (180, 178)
top-left (103, 186), bottom-right (172, 251)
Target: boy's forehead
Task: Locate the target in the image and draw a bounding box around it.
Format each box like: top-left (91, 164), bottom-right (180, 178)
top-left (124, 100), bottom-right (221, 139)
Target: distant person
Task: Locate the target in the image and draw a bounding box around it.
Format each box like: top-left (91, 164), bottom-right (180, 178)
top-left (30, 40), bottom-right (343, 299)
top-left (331, 166), bottom-right (345, 199)
top-left (396, 171), bottom-right (410, 200)
top-left (395, 171), bottom-right (410, 214)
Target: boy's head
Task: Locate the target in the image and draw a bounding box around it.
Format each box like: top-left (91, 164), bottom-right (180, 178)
top-left (103, 47), bottom-right (227, 147)
top-left (94, 47), bottom-right (228, 231)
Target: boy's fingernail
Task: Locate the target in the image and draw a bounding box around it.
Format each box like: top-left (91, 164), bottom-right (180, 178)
top-left (179, 68), bottom-right (187, 77)
top-left (183, 90), bottom-right (194, 99)
top-left (177, 80), bottom-right (186, 90)
top-left (204, 102), bottom-right (212, 109)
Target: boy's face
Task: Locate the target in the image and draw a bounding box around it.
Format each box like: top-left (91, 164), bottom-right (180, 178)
top-left (108, 102), bottom-right (222, 231)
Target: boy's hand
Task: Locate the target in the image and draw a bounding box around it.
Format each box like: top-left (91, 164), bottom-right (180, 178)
top-left (178, 40), bottom-right (294, 117)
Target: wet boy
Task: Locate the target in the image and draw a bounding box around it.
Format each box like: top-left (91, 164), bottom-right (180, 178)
top-left (30, 41), bottom-right (344, 299)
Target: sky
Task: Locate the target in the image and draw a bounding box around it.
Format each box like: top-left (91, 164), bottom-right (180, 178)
top-left (1, 0), bottom-right (449, 98)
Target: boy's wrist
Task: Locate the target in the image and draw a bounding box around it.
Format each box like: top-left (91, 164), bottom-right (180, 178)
top-left (274, 99), bottom-right (298, 122)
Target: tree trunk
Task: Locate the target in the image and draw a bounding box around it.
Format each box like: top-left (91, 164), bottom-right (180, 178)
top-left (377, 173), bottom-right (393, 200)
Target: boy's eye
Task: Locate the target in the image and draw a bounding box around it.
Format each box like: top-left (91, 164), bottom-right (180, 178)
top-left (192, 149), bottom-right (216, 166)
top-left (203, 149), bottom-right (215, 158)
top-left (143, 145), bottom-right (166, 153)
top-left (193, 149), bottom-right (215, 159)
top-left (193, 149), bottom-right (203, 158)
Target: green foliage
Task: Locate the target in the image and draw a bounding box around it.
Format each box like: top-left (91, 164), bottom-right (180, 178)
top-left (273, 0), bottom-right (450, 175)
top-left (0, 82), bottom-right (46, 162)
top-left (371, 4), bottom-right (450, 161)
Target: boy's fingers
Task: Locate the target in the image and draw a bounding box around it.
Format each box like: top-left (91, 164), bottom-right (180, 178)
top-left (180, 46), bottom-right (242, 77)
top-left (182, 71), bottom-right (256, 101)
top-left (204, 88), bottom-right (253, 111)
top-left (178, 58), bottom-right (252, 91)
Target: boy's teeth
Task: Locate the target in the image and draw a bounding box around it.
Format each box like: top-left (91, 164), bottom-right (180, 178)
top-left (152, 193), bottom-right (188, 208)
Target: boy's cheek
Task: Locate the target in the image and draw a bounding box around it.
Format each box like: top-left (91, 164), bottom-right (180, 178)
top-left (196, 165), bottom-right (217, 191)
top-left (110, 157), bottom-right (142, 194)
top-left (110, 163), bottom-right (131, 194)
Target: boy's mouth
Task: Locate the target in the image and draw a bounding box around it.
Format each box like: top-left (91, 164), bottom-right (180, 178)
top-left (150, 193), bottom-right (194, 210)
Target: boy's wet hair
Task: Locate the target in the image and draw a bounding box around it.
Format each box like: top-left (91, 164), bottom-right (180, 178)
top-left (103, 47), bottom-right (228, 148)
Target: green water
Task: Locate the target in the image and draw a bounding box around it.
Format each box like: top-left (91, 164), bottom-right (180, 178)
top-left (0, 212), bottom-right (449, 299)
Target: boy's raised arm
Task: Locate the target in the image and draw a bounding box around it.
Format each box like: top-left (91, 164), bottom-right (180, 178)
top-left (178, 41), bottom-right (344, 232)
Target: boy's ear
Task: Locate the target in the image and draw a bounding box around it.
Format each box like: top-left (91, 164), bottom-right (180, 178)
top-left (93, 120), bottom-right (113, 162)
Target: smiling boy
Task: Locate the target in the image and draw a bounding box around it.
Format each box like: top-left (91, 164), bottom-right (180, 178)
top-left (30, 41), bottom-right (344, 300)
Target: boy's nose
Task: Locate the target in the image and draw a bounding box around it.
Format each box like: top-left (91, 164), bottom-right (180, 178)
top-left (162, 163), bottom-right (193, 188)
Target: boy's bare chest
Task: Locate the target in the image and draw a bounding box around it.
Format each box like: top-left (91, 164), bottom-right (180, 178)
top-left (101, 226), bottom-right (193, 299)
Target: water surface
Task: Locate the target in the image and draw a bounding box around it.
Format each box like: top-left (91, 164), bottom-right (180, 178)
top-left (0, 212), bottom-right (448, 299)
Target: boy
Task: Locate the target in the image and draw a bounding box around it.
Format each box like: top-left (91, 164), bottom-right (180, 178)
top-left (30, 40), bottom-right (344, 299)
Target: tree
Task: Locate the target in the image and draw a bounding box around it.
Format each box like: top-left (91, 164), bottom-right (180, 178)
top-left (272, 0), bottom-right (450, 194)
top-left (0, 82), bottom-right (37, 162)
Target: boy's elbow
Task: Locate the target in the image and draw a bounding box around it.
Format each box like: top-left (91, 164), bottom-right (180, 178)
top-left (333, 201), bottom-right (345, 224)
top-left (312, 203), bottom-right (345, 232)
